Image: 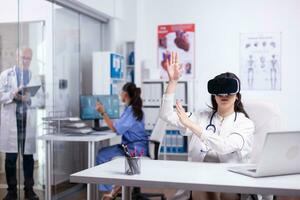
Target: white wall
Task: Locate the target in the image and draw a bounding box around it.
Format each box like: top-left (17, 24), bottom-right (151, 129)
top-left (135, 0), bottom-right (300, 130)
top-left (77, 0), bottom-right (138, 52)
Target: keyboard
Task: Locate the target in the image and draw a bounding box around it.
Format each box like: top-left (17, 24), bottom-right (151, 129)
top-left (78, 128), bottom-right (94, 134)
top-left (92, 126), bottom-right (110, 132)
top-left (62, 128), bottom-right (94, 135)
top-left (63, 122), bottom-right (87, 128)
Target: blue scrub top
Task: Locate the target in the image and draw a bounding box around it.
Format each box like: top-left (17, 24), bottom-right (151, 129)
top-left (113, 106), bottom-right (148, 156)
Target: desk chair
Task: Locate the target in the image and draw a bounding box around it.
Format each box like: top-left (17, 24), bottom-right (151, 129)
top-left (191, 101), bottom-right (282, 200)
top-left (244, 100), bottom-right (282, 163)
top-left (117, 119), bottom-right (167, 200)
top-left (243, 100), bottom-right (282, 200)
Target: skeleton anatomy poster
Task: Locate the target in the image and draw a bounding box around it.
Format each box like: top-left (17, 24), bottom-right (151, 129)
top-left (240, 32), bottom-right (281, 90)
top-left (158, 24), bottom-right (195, 79)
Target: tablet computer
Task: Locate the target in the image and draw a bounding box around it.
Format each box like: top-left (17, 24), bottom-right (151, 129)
top-left (19, 85), bottom-right (41, 97)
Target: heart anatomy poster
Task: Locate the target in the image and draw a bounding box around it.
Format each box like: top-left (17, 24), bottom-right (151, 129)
top-left (240, 32), bottom-right (281, 90)
top-left (158, 24), bottom-right (195, 80)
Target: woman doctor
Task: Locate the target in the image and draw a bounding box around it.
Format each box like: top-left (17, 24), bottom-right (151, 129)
top-left (160, 52), bottom-right (254, 200)
top-left (95, 82), bottom-right (149, 200)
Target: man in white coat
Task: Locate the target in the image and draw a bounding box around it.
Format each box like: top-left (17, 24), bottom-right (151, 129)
top-left (0, 47), bottom-right (39, 200)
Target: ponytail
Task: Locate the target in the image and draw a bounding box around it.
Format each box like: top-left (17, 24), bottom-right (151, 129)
top-left (122, 83), bottom-right (144, 121)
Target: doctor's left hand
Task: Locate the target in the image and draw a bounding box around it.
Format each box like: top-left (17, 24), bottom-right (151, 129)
top-left (175, 100), bottom-right (192, 128)
top-left (13, 91), bottom-right (30, 103)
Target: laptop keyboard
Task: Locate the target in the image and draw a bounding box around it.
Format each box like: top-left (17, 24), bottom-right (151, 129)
top-left (96, 126), bottom-right (110, 131)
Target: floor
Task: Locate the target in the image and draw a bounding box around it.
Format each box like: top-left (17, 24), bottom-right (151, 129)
top-left (0, 186), bottom-right (175, 200)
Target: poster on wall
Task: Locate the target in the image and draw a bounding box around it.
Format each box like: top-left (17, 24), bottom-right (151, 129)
top-left (158, 24), bottom-right (195, 79)
top-left (240, 32), bottom-right (281, 90)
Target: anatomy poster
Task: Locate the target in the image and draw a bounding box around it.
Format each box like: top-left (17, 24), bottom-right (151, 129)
top-left (240, 33), bottom-right (281, 90)
top-left (158, 24), bottom-right (195, 79)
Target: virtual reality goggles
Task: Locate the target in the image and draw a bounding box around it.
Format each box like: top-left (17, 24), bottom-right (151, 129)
top-left (207, 77), bottom-right (240, 96)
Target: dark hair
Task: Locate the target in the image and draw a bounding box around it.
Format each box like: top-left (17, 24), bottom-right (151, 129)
top-left (210, 72), bottom-right (249, 118)
top-left (122, 82), bottom-right (144, 121)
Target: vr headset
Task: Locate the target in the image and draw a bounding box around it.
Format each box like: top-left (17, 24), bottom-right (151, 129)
top-left (207, 77), bottom-right (240, 96)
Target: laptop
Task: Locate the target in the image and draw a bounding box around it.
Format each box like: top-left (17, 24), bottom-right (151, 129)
top-left (228, 131), bottom-right (300, 177)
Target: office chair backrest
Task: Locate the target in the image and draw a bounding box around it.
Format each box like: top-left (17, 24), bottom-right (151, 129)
top-left (148, 118), bottom-right (167, 159)
top-left (244, 100), bottom-right (281, 163)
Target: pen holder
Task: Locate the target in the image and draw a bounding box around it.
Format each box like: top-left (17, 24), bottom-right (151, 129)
top-left (125, 157), bottom-right (141, 175)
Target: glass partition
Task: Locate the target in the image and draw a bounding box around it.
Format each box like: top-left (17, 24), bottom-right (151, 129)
top-left (0, 1), bottom-right (104, 199)
top-left (0, 0), bottom-right (47, 198)
top-left (0, 1), bottom-right (20, 199)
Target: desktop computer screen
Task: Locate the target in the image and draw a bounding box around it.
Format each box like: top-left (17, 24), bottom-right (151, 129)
top-left (80, 95), bottom-right (119, 130)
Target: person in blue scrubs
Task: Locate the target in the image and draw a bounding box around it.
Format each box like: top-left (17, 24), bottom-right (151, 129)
top-left (95, 82), bottom-right (148, 199)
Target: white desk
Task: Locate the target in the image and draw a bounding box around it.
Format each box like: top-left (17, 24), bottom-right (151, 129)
top-left (38, 131), bottom-right (117, 200)
top-left (70, 158), bottom-right (300, 200)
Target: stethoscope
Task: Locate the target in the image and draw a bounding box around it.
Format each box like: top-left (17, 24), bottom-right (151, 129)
top-left (4, 69), bottom-right (15, 91)
top-left (200, 111), bottom-right (242, 154)
top-left (205, 110), bottom-right (237, 133)
top-left (5, 67), bottom-right (31, 89)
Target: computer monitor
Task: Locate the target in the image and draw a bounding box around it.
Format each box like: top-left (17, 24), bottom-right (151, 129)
top-left (80, 95), bottom-right (119, 131)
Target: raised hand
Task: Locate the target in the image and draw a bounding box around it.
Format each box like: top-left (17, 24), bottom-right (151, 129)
top-left (166, 52), bottom-right (182, 82)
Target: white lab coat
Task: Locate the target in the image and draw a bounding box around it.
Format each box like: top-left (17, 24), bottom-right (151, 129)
top-left (160, 93), bottom-right (255, 163)
top-left (160, 94), bottom-right (265, 200)
top-left (0, 66), bottom-right (44, 154)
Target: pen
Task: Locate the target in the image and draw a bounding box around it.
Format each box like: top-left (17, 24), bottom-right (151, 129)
top-left (139, 149), bottom-right (144, 157)
top-left (122, 144), bottom-right (131, 158)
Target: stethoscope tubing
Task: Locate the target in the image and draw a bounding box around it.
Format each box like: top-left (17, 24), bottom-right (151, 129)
top-left (206, 111), bottom-right (237, 133)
